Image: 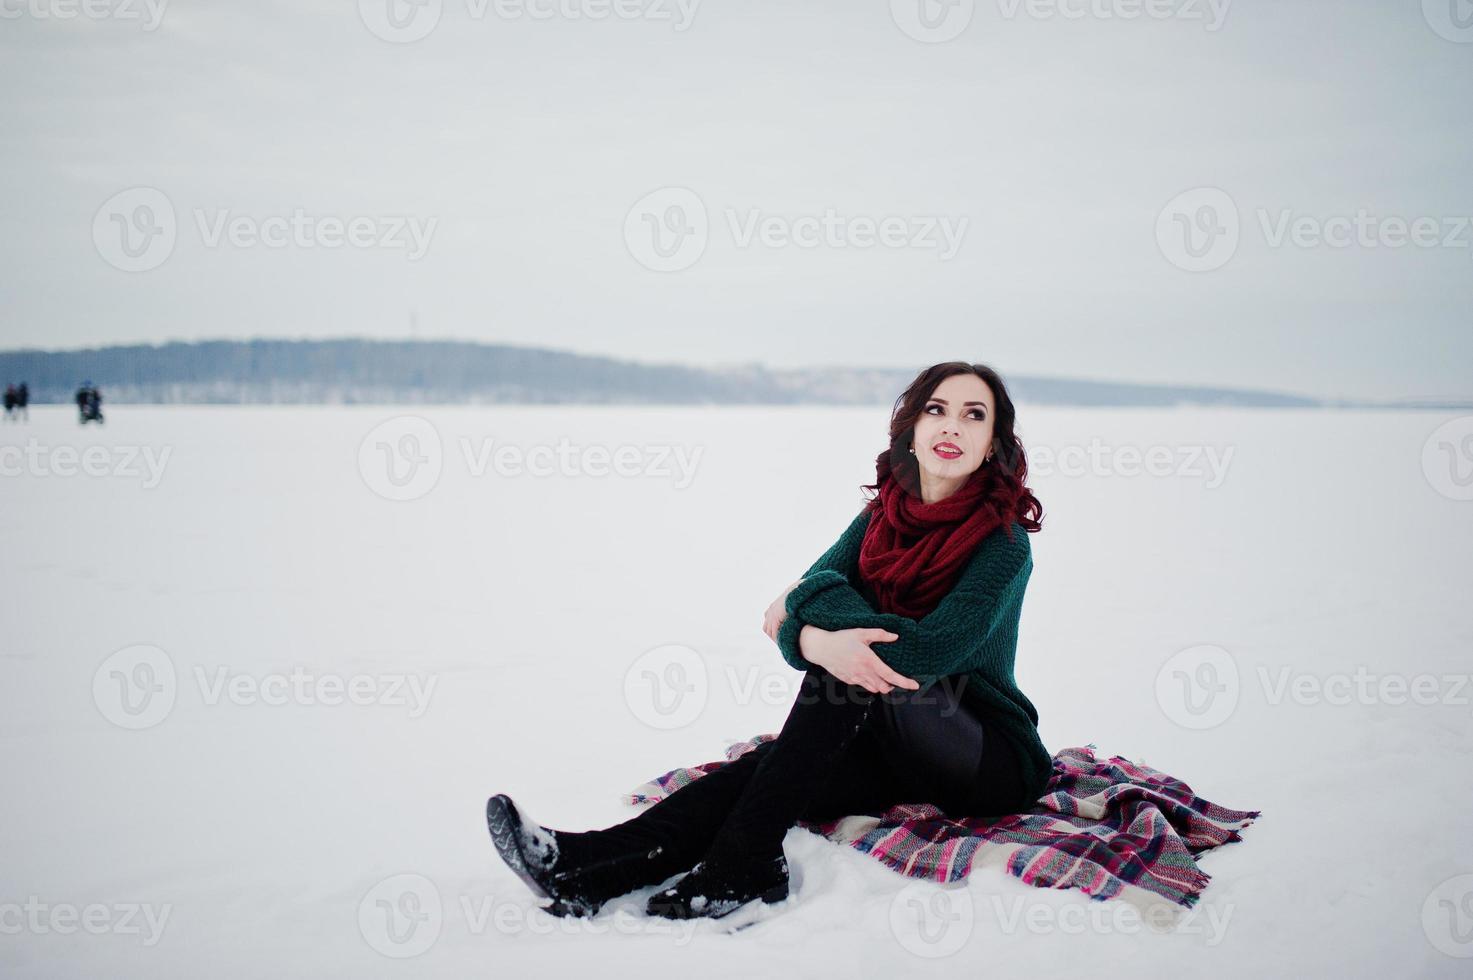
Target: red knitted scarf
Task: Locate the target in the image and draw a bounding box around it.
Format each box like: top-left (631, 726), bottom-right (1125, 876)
top-left (857, 465), bottom-right (1021, 619)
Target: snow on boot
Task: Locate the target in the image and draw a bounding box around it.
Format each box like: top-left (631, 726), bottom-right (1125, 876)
top-left (644, 851), bottom-right (791, 921)
top-left (485, 793), bottom-right (572, 902)
top-left (486, 794), bottom-right (675, 919)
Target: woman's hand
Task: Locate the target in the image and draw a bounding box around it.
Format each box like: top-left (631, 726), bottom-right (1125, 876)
top-left (798, 624), bottom-right (919, 695)
top-left (762, 578), bottom-right (804, 642)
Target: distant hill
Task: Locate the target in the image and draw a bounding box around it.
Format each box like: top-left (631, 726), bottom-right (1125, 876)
top-left (0, 338), bottom-right (1443, 409)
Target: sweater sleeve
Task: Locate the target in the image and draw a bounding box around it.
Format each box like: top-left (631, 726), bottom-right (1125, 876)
top-left (774, 507), bottom-right (873, 671)
top-left (784, 524), bottom-right (1032, 687)
top-left (800, 507), bottom-right (872, 580)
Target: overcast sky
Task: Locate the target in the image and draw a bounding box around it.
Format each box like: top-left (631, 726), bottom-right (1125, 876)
top-left (1, 0), bottom-right (1469, 400)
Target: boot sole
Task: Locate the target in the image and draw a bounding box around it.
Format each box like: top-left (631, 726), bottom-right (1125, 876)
top-left (486, 794), bottom-right (610, 919)
top-left (646, 879), bottom-right (790, 921)
top-left (714, 886), bottom-right (792, 933)
top-left (485, 794), bottom-right (553, 902)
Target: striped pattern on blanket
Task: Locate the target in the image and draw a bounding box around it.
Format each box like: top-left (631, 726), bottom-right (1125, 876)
top-left (625, 735), bottom-right (1260, 912)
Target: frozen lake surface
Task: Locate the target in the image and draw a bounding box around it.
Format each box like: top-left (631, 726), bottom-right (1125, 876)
top-left (1, 403), bottom-right (1470, 978)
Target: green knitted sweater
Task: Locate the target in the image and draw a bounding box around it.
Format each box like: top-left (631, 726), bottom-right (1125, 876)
top-left (775, 506), bottom-right (1052, 804)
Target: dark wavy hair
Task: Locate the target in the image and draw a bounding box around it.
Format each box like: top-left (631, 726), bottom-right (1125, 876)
top-left (861, 361), bottom-right (1044, 534)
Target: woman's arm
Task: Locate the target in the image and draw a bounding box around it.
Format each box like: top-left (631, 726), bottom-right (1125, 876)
top-left (775, 610), bottom-right (815, 670)
top-left (797, 507), bottom-right (872, 581)
top-left (777, 620), bottom-right (918, 694)
top-left (784, 525), bottom-right (1032, 686)
top-left (770, 507), bottom-right (873, 668)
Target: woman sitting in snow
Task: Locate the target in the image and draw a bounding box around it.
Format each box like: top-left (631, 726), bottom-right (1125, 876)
top-left (487, 361), bottom-right (1049, 923)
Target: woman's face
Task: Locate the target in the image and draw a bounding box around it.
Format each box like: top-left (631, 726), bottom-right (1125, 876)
top-left (912, 373), bottom-right (997, 483)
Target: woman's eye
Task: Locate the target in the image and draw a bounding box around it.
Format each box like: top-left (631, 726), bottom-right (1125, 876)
top-left (927, 403), bottom-right (984, 420)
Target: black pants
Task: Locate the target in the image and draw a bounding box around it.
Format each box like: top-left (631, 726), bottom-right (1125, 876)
top-left (792, 666), bottom-right (1029, 822)
top-left (601, 664), bottom-right (1029, 879)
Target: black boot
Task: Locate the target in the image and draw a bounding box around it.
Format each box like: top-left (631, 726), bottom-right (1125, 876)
top-left (487, 741), bottom-right (776, 917)
top-left (643, 851), bottom-right (791, 920)
top-left (486, 794), bottom-right (670, 917)
top-left (646, 667), bottom-right (876, 920)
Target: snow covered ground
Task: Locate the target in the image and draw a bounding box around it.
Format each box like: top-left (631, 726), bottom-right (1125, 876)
top-left (1, 403), bottom-right (1470, 978)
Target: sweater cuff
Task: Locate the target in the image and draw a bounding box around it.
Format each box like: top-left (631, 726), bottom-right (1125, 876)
top-left (784, 570), bottom-right (850, 620)
top-left (775, 611), bottom-right (808, 671)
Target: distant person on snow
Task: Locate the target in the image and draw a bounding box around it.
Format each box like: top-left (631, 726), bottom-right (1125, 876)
top-left (15, 383), bottom-right (27, 420)
top-left (2, 384), bottom-right (15, 421)
top-left (76, 381), bottom-right (103, 424)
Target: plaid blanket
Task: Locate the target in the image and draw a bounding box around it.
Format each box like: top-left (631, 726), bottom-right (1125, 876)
top-left (625, 734), bottom-right (1260, 914)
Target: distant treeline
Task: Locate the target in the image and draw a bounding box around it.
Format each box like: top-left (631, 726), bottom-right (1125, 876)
top-left (0, 338), bottom-right (1338, 408)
